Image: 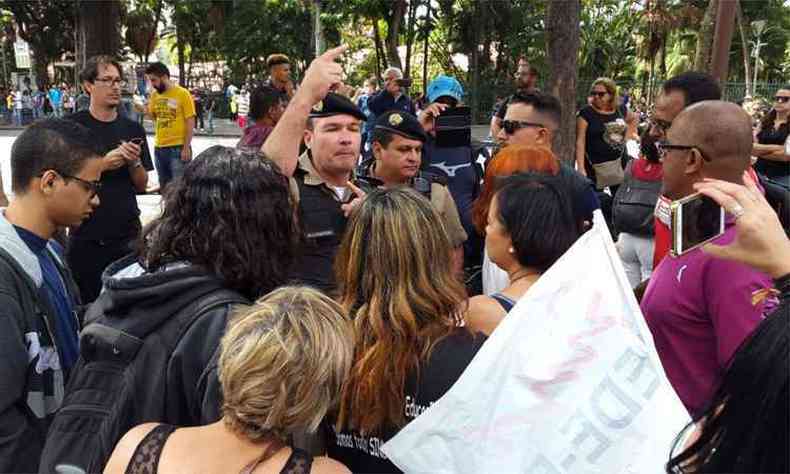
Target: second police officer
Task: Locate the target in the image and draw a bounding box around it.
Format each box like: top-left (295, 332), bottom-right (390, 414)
top-left (357, 110), bottom-right (468, 275)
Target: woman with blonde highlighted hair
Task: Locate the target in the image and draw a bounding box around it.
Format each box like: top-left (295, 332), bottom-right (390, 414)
top-left (328, 187), bottom-right (486, 473)
top-left (104, 286), bottom-right (353, 474)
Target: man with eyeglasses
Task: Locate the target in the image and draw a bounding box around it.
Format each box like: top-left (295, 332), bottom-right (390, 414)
top-left (143, 62), bottom-right (196, 189)
top-left (640, 100), bottom-right (777, 418)
top-left (647, 72), bottom-right (722, 268)
top-left (489, 57), bottom-right (539, 138)
top-left (66, 55), bottom-right (154, 304)
top-left (0, 119), bottom-right (103, 472)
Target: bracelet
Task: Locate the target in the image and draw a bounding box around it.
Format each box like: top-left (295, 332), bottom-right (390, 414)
top-left (129, 160), bottom-right (143, 169)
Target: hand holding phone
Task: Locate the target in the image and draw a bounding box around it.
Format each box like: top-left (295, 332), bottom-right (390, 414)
top-left (670, 192), bottom-right (725, 257)
top-left (694, 175), bottom-right (790, 278)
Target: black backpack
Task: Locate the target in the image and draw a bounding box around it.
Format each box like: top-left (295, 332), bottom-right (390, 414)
top-left (38, 287), bottom-right (248, 474)
top-left (612, 161), bottom-right (662, 236)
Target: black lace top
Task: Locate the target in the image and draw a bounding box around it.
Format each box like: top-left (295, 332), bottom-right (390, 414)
top-left (124, 424), bottom-right (313, 474)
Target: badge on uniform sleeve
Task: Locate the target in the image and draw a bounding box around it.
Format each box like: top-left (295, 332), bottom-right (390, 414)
top-left (389, 113), bottom-right (403, 126)
top-left (312, 100), bottom-right (324, 113)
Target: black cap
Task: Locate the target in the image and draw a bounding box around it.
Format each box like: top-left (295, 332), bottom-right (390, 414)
top-left (309, 92), bottom-right (367, 122)
top-left (374, 110), bottom-right (427, 142)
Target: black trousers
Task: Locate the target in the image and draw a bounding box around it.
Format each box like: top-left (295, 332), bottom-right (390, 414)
top-left (66, 235), bottom-right (137, 304)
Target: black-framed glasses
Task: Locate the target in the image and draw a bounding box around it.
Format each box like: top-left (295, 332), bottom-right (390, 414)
top-left (42, 170), bottom-right (102, 197)
top-left (590, 91), bottom-right (608, 98)
top-left (502, 119), bottom-right (545, 135)
top-left (775, 96), bottom-right (790, 103)
top-left (648, 117), bottom-right (673, 134)
top-left (655, 141), bottom-right (711, 162)
top-left (93, 77), bottom-right (126, 88)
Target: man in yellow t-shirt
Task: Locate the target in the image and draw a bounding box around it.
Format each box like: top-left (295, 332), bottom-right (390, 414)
top-left (144, 62), bottom-right (195, 189)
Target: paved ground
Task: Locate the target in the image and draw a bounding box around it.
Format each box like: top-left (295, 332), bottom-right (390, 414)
top-left (0, 118), bottom-right (494, 141)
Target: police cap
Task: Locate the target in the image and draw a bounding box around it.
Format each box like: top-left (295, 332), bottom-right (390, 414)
top-left (309, 92), bottom-right (366, 122)
top-left (374, 110), bottom-right (427, 142)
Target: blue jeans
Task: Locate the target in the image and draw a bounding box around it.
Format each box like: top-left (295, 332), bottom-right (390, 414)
top-left (206, 111), bottom-right (214, 134)
top-left (154, 146), bottom-right (185, 190)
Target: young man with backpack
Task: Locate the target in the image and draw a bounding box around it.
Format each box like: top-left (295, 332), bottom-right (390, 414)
top-left (0, 119), bottom-right (103, 473)
top-left (39, 146), bottom-right (300, 474)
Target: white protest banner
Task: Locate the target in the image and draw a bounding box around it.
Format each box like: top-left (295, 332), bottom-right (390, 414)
top-left (382, 210), bottom-right (690, 474)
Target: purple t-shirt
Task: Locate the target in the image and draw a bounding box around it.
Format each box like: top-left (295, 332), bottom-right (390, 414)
top-left (640, 223), bottom-right (777, 416)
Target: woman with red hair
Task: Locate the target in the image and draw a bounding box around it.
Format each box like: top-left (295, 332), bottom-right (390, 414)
top-left (472, 145), bottom-right (560, 296)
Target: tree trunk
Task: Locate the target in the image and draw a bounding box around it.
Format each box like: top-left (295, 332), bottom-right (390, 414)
top-left (694, 0), bottom-right (718, 72)
top-left (546, 0), bottom-right (580, 163)
top-left (176, 24), bottom-right (185, 86)
top-left (31, 46), bottom-right (49, 87)
top-left (469, 0), bottom-right (481, 123)
top-left (735, 0), bottom-right (751, 94)
top-left (422, 1), bottom-right (431, 96)
top-left (404, 0), bottom-right (418, 78)
top-left (145, 0), bottom-right (164, 63)
top-left (77, 0), bottom-right (121, 72)
top-left (384, 0), bottom-right (406, 69)
top-left (710, 0), bottom-right (736, 84)
top-left (372, 19), bottom-right (386, 79)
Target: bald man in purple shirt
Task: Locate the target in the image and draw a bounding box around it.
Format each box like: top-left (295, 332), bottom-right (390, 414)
top-left (640, 101), bottom-right (778, 417)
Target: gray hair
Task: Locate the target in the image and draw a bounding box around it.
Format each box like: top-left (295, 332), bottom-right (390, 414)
top-left (383, 67), bottom-right (403, 80)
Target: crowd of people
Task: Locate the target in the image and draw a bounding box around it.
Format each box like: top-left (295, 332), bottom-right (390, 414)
top-left (1, 82), bottom-right (87, 126)
top-left (0, 43), bottom-right (787, 474)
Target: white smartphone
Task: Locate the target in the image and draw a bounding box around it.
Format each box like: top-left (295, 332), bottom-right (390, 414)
top-left (670, 192), bottom-right (725, 257)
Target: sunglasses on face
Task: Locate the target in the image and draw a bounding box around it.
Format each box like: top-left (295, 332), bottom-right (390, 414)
top-left (775, 96), bottom-right (790, 103)
top-left (590, 91), bottom-right (608, 98)
top-left (502, 119), bottom-right (545, 135)
top-left (655, 141), bottom-right (711, 162)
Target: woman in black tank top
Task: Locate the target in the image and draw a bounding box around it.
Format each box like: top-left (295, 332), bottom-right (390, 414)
top-left (466, 174), bottom-right (583, 335)
top-left (103, 287), bottom-right (354, 474)
top-left (752, 87), bottom-right (790, 185)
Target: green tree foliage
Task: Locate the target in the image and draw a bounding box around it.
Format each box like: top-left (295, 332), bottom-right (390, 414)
top-left (0, 0), bottom-right (75, 84)
top-left (215, 0), bottom-right (314, 84)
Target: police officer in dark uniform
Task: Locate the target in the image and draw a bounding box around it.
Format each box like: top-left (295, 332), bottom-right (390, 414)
top-left (282, 93), bottom-right (374, 292)
top-left (357, 110), bottom-right (468, 274)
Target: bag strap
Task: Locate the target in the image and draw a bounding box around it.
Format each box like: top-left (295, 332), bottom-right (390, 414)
top-left (171, 288), bottom-right (249, 340)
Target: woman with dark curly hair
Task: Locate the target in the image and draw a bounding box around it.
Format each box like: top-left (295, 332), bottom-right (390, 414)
top-left (40, 146), bottom-right (301, 472)
top-left (137, 145), bottom-right (298, 299)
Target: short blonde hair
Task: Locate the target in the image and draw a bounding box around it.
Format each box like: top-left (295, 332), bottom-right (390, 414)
top-left (219, 286), bottom-right (353, 442)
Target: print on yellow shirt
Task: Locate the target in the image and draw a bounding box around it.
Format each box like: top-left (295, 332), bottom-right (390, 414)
top-left (148, 85), bottom-right (195, 148)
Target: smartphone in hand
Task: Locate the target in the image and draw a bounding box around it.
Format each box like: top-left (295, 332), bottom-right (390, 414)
top-left (670, 193), bottom-right (725, 257)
